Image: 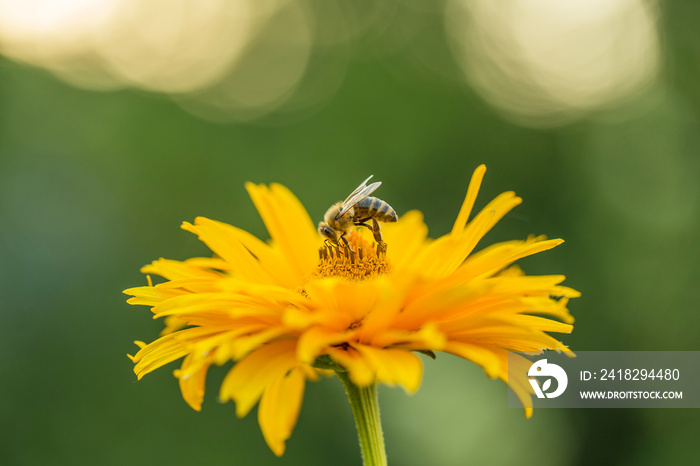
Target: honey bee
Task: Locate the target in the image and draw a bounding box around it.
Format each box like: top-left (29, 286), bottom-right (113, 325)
top-left (318, 175), bottom-right (397, 251)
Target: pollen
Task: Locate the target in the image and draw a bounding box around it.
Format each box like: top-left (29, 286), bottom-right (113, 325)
top-left (314, 230), bottom-right (390, 280)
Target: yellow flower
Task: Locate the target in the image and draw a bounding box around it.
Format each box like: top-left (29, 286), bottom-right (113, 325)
top-left (125, 165), bottom-right (578, 456)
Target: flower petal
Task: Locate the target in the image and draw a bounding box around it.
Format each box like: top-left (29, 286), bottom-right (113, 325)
top-left (326, 346), bottom-right (374, 387)
top-left (451, 164), bottom-right (487, 235)
top-left (501, 351), bottom-right (535, 418)
top-left (444, 341), bottom-right (502, 378)
top-left (219, 340), bottom-right (300, 418)
top-left (444, 316), bottom-right (572, 354)
top-left (258, 366), bottom-right (307, 456)
top-left (197, 220), bottom-right (298, 288)
top-left (381, 210), bottom-right (429, 271)
top-left (368, 322), bottom-right (446, 351)
top-left (328, 345), bottom-right (423, 393)
top-left (182, 217), bottom-right (276, 285)
top-left (455, 237), bottom-right (565, 283)
top-left (245, 182), bottom-right (318, 282)
top-left (408, 192), bottom-right (522, 280)
top-left (131, 334), bottom-right (189, 380)
top-left (297, 326), bottom-right (352, 364)
top-left (355, 345), bottom-right (423, 393)
top-left (141, 257), bottom-right (229, 281)
top-left (303, 277), bottom-right (382, 330)
top-left (124, 284), bottom-right (185, 307)
top-left (175, 352), bottom-right (213, 411)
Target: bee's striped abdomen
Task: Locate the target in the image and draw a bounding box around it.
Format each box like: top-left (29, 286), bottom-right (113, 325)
top-left (355, 197), bottom-right (397, 223)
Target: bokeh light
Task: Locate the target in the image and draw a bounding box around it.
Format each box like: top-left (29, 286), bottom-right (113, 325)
top-left (445, 0), bottom-right (661, 127)
top-left (175, 0), bottom-right (315, 123)
top-left (0, 0), bottom-right (322, 119)
top-left (91, 0), bottom-right (262, 93)
top-left (0, 0), bottom-right (122, 89)
top-left (0, 0), bottom-right (666, 125)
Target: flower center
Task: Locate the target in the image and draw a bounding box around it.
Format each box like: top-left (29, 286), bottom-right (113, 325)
top-left (315, 230), bottom-right (390, 280)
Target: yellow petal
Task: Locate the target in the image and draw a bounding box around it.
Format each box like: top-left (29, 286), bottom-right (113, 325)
top-left (368, 322), bottom-right (446, 351)
top-left (131, 333), bottom-right (189, 380)
top-left (355, 345), bottom-right (423, 393)
top-left (445, 317), bottom-right (572, 354)
top-left (297, 326), bottom-right (352, 364)
top-left (219, 340), bottom-right (299, 418)
top-left (500, 351), bottom-right (535, 418)
top-left (182, 256), bottom-right (233, 271)
top-left (326, 346), bottom-right (375, 387)
top-left (444, 341), bottom-right (502, 378)
top-left (486, 274), bottom-right (575, 297)
top-left (455, 237), bottom-right (564, 283)
top-left (258, 366), bottom-right (307, 457)
top-left (303, 278), bottom-right (382, 329)
top-left (328, 345), bottom-right (423, 392)
top-left (356, 275), bottom-right (414, 344)
top-left (502, 315), bottom-right (573, 334)
top-left (447, 345), bottom-right (534, 418)
top-left (227, 327), bottom-right (292, 361)
top-left (175, 352), bottom-right (213, 411)
top-left (203, 221), bottom-right (298, 287)
top-left (149, 292), bottom-right (263, 319)
top-left (182, 217), bottom-right (275, 285)
top-left (245, 182), bottom-right (318, 282)
top-left (124, 284), bottom-right (185, 307)
top-left (409, 192), bottom-right (522, 279)
top-left (160, 315), bottom-right (188, 336)
top-left (381, 210), bottom-right (429, 271)
top-left (397, 280), bottom-right (490, 329)
top-left (219, 277), bottom-right (308, 303)
top-left (451, 164), bottom-right (487, 235)
top-left (155, 277), bottom-right (223, 294)
top-left (140, 257), bottom-right (226, 281)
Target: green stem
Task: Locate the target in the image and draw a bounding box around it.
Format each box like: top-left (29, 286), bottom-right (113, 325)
top-left (336, 370), bottom-right (388, 466)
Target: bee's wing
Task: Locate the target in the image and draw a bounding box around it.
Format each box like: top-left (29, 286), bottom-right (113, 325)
top-left (342, 175), bottom-right (373, 204)
top-left (336, 176), bottom-right (381, 219)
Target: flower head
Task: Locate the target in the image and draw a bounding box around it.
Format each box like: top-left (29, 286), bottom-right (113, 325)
top-left (125, 165), bottom-right (578, 456)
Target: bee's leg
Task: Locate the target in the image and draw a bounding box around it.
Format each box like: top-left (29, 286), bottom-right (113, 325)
top-left (354, 218), bottom-right (386, 250)
top-left (371, 218), bottom-right (387, 254)
top-left (371, 218), bottom-right (384, 244)
top-left (340, 233), bottom-right (356, 254)
top-left (354, 218), bottom-right (373, 233)
top-left (324, 239), bottom-right (337, 251)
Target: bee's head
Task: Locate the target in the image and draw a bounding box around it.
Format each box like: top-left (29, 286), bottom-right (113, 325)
top-left (318, 222), bottom-right (339, 243)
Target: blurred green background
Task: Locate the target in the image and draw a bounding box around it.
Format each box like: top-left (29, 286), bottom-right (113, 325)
top-left (1, 1), bottom-right (698, 465)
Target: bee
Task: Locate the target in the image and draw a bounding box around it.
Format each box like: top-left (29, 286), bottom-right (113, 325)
top-left (318, 175), bottom-right (397, 251)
